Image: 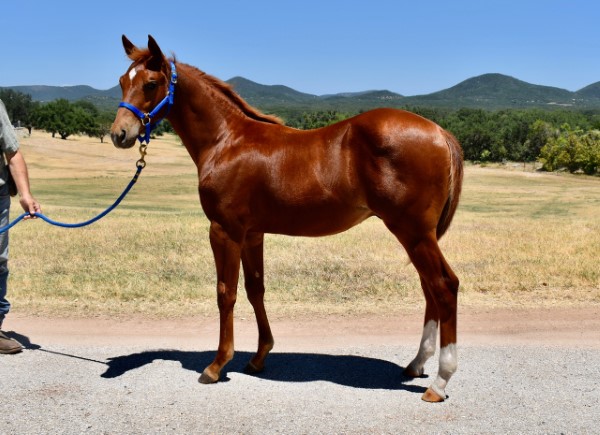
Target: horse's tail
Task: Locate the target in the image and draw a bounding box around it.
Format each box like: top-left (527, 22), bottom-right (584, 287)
top-left (436, 129), bottom-right (464, 240)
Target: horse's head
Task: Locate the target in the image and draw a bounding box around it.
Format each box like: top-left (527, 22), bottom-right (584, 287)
top-left (111, 35), bottom-right (173, 149)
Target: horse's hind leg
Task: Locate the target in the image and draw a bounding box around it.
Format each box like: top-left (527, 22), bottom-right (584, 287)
top-left (404, 277), bottom-right (439, 378)
top-left (409, 235), bottom-right (459, 402)
top-left (241, 232), bottom-right (274, 374)
top-left (392, 227), bottom-right (459, 402)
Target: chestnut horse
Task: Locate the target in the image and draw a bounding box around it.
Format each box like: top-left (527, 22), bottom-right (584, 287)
top-left (111, 35), bottom-right (463, 402)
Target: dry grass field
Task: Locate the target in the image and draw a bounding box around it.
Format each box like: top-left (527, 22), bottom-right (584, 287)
top-left (6, 130), bottom-right (600, 319)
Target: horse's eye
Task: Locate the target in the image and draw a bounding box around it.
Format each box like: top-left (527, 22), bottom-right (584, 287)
top-left (144, 81), bottom-right (158, 91)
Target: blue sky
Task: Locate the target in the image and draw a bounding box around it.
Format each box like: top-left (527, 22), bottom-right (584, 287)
top-left (2, 0), bottom-right (599, 96)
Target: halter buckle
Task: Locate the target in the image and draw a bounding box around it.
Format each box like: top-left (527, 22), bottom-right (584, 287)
top-left (141, 114), bottom-right (152, 126)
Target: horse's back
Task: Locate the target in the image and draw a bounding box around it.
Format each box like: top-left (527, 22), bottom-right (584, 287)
top-left (344, 108), bottom-right (448, 152)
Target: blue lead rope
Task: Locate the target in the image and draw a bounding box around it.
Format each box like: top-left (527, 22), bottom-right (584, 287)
top-left (0, 164), bottom-right (143, 234)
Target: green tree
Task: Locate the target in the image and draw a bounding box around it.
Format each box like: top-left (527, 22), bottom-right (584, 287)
top-left (539, 124), bottom-right (599, 174)
top-left (524, 120), bottom-right (556, 162)
top-left (0, 88), bottom-right (38, 128)
top-left (33, 99), bottom-right (96, 140)
top-left (92, 110), bottom-right (117, 143)
top-left (442, 109), bottom-right (503, 161)
top-left (73, 101), bottom-right (99, 137)
top-left (579, 130), bottom-right (600, 175)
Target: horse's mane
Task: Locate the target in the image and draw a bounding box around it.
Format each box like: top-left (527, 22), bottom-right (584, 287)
top-left (186, 65), bottom-right (283, 125)
top-left (127, 48), bottom-right (282, 125)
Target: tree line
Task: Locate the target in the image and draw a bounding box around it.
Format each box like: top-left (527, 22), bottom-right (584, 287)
top-left (2, 88), bottom-right (598, 174)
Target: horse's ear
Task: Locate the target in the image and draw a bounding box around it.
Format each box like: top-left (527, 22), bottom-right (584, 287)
top-left (147, 35), bottom-right (165, 71)
top-left (122, 35), bottom-right (136, 57)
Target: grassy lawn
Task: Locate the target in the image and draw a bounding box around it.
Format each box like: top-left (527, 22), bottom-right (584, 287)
top-left (7, 131), bottom-right (600, 318)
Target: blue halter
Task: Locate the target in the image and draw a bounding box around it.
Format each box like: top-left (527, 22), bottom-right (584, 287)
top-left (119, 61), bottom-right (177, 144)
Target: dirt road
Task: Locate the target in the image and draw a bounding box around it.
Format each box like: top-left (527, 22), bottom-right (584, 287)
top-left (2, 307), bottom-right (599, 434)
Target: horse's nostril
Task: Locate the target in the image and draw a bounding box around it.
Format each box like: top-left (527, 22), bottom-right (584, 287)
top-left (111, 129), bottom-right (129, 147)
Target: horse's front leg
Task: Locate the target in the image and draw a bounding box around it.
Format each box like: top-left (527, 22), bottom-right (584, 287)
top-left (199, 222), bottom-right (243, 384)
top-left (241, 232), bottom-right (274, 374)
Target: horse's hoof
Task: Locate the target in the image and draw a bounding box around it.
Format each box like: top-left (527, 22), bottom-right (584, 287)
top-left (198, 370), bottom-right (219, 384)
top-left (244, 361), bottom-right (263, 375)
top-left (421, 387), bottom-right (446, 403)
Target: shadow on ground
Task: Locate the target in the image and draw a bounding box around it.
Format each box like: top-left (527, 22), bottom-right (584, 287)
top-left (9, 330), bottom-right (426, 394)
top-left (101, 349), bottom-right (426, 393)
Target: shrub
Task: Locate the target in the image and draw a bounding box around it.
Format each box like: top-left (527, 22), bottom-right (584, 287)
top-left (539, 125), bottom-right (600, 174)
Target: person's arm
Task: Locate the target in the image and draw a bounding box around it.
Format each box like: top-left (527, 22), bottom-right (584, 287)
top-left (6, 150), bottom-right (41, 217)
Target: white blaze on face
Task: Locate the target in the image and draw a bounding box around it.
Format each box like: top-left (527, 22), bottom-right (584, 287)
top-left (128, 67), bottom-right (138, 81)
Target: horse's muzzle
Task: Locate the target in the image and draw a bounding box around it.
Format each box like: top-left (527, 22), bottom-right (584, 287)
top-left (111, 129), bottom-right (138, 149)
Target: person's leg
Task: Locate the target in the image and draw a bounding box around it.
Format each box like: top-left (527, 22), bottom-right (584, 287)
top-left (0, 193), bottom-right (21, 354)
top-left (0, 194), bottom-right (11, 320)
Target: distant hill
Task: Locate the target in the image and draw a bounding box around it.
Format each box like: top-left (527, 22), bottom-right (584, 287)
top-left (227, 76), bottom-right (319, 106)
top-left (576, 81), bottom-right (600, 99)
top-left (0, 84), bottom-right (122, 111)
top-left (404, 73), bottom-right (582, 109)
top-left (320, 90), bottom-right (404, 109)
top-left (3, 73), bottom-right (600, 112)
top-left (4, 84), bottom-right (120, 103)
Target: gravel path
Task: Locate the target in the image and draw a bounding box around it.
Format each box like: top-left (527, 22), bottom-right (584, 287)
top-left (2, 310), bottom-right (600, 434)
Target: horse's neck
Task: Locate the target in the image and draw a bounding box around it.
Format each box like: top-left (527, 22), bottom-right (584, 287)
top-left (168, 69), bottom-right (240, 165)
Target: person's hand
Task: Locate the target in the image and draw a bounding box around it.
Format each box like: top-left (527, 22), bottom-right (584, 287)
top-left (19, 193), bottom-right (41, 219)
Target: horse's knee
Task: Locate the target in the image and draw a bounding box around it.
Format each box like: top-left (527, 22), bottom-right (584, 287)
top-left (216, 282), bottom-right (237, 308)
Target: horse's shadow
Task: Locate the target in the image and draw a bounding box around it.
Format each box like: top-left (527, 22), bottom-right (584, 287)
top-left (100, 349), bottom-right (427, 393)
top-left (10, 330), bottom-right (426, 393)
